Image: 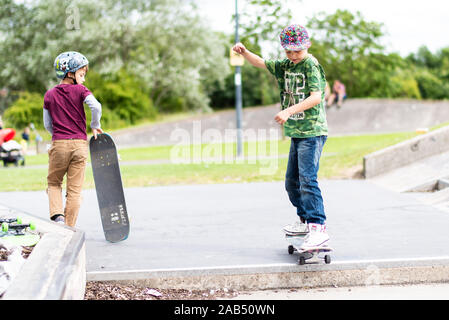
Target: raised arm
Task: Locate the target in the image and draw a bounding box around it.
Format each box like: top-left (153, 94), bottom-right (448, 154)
top-left (232, 43), bottom-right (267, 69)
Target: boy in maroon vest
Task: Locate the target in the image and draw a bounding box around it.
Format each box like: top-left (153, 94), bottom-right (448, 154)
top-left (43, 52), bottom-right (103, 227)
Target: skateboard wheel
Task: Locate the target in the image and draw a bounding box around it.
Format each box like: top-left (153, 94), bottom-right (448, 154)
top-left (1, 222), bottom-right (8, 232)
top-left (299, 256), bottom-right (306, 265)
top-left (324, 255), bottom-right (331, 264)
top-left (16, 216), bottom-right (22, 224)
top-left (29, 222), bottom-right (36, 230)
top-left (288, 245), bottom-right (294, 255)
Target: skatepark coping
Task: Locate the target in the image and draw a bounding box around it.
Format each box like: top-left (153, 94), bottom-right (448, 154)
top-left (363, 125), bottom-right (449, 178)
top-left (0, 206), bottom-right (85, 300)
top-left (86, 257), bottom-right (449, 291)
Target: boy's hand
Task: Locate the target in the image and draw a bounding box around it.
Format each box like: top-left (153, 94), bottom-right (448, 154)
top-left (92, 128), bottom-right (103, 139)
top-left (232, 42), bottom-right (246, 55)
top-left (275, 109), bottom-right (292, 125)
top-left (232, 42), bottom-right (267, 69)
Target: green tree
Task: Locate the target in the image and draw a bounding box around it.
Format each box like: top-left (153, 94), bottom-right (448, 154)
top-left (406, 46), bottom-right (449, 99)
top-left (85, 70), bottom-right (157, 126)
top-left (208, 0), bottom-right (299, 109)
top-left (307, 9), bottom-right (397, 97)
top-left (128, 1), bottom-right (230, 112)
top-left (0, 0), bottom-right (230, 114)
top-left (239, 0), bottom-right (301, 56)
top-left (414, 69), bottom-right (449, 99)
top-left (207, 36), bottom-right (279, 110)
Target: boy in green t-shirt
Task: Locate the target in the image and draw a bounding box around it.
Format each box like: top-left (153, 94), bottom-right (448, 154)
top-left (232, 24), bottom-right (329, 249)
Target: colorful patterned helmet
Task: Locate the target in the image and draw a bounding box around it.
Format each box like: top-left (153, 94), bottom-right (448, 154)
top-left (279, 24), bottom-right (311, 51)
top-left (54, 51), bottom-right (89, 79)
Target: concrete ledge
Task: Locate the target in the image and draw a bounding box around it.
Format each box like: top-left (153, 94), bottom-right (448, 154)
top-left (87, 257), bottom-right (449, 290)
top-left (0, 205), bottom-right (86, 300)
top-left (363, 126), bottom-right (449, 178)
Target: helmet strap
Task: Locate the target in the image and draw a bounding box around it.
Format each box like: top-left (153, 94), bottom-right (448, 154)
top-left (67, 75), bottom-right (77, 85)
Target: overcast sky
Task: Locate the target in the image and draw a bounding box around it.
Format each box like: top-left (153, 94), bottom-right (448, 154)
top-left (195, 0), bottom-right (449, 57)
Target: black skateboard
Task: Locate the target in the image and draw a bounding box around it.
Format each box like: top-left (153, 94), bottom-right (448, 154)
top-left (89, 133), bottom-right (129, 242)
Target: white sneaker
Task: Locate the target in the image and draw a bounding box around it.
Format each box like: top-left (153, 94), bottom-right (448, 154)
top-left (300, 223), bottom-right (329, 250)
top-left (283, 219), bottom-right (308, 235)
top-left (53, 215), bottom-right (65, 225)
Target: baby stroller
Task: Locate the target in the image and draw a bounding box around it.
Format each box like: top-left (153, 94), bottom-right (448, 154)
top-left (0, 128), bottom-right (25, 167)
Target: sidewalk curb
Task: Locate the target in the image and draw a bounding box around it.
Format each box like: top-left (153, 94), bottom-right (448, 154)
top-left (0, 205), bottom-right (86, 300)
top-left (363, 126), bottom-right (449, 178)
top-left (87, 257), bottom-right (449, 290)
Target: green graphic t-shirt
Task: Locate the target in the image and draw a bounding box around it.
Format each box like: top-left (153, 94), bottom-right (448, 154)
top-left (265, 54), bottom-right (328, 138)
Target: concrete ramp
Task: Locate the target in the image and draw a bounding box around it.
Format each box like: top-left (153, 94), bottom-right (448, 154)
top-left (112, 99), bottom-right (449, 148)
top-left (369, 150), bottom-right (449, 214)
top-left (326, 98), bottom-right (449, 136)
top-left (364, 126), bottom-right (449, 178)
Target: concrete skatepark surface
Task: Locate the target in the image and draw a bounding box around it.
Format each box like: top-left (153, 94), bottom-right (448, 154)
top-left (2, 180), bottom-right (449, 276)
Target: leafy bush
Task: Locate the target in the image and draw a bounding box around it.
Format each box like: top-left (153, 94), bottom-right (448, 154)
top-left (208, 37), bottom-right (279, 110)
top-left (4, 69), bottom-right (157, 131)
top-left (3, 92), bottom-right (43, 129)
top-left (390, 77), bottom-right (421, 99)
top-left (415, 69), bottom-right (449, 99)
top-left (84, 69), bottom-right (157, 126)
top-left (376, 68), bottom-right (422, 99)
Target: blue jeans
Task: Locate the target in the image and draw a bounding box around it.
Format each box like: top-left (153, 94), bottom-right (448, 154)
top-left (285, 136), bottom-right (327, 225)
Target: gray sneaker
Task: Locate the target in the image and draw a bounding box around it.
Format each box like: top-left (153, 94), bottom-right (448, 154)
top-left (283, 219), bottom-right (309, 235)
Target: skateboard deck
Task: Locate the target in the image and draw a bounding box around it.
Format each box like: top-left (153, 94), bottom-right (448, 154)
top-left (1, 220), bottom-right (39, 247)
top-left (89, 133), bottom-right (129, 243)
top-left (285, 233), bottom-right (332, 265)
top-left (0, 234), bottom-right (40, 247)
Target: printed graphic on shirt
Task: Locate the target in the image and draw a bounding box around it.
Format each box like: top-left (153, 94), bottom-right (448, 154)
top-left (282, 71), bottom-right (305, 120)
top-left (265, 56), bottom-right (328, 138)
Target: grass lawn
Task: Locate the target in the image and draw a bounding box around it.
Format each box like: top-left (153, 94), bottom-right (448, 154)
top-left (0, 131), bottom-right (419, 192)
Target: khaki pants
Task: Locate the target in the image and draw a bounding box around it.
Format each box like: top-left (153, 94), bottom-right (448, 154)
top-left (47, 140), bottom-right (88, 227)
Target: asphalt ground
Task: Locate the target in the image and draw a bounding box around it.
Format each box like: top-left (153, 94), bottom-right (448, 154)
top-left (2, 180), bottom-right (449, 278)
